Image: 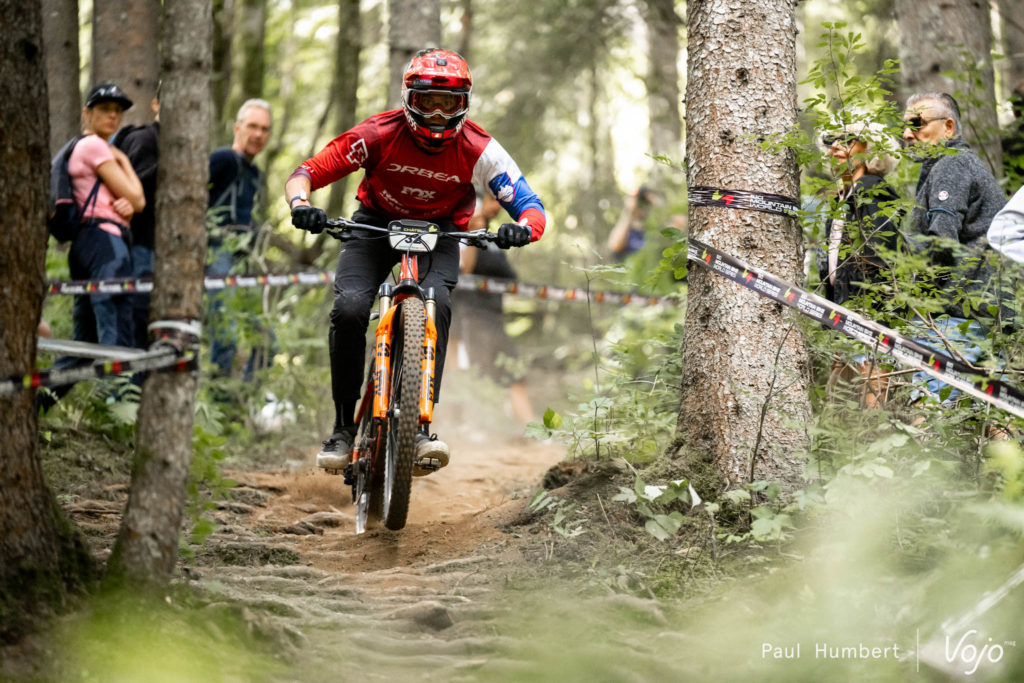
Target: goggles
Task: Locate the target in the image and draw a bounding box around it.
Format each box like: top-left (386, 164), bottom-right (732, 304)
top-left (821, 132), bottom-right (858, 147)
top-left (406, 89), bottom-right (469, 120)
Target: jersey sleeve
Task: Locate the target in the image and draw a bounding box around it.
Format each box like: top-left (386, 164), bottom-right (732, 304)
top-left (294, 119), bottom-right (377, 192)
top-left (471, 138), bottom-right (546, 241)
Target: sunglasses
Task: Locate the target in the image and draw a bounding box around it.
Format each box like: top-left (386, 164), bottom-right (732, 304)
top-left (821, 132), bottom-right (858, 147)
top-left (903, 115), bottom-right (946, 132)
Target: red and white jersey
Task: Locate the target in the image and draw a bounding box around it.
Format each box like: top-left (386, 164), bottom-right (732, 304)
top-left (292, 110), bottom-right (546, 239)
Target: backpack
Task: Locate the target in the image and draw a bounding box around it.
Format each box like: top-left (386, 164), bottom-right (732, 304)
top-left (109, 124), bottom-right (140, 151)
top-left (47, 136), bottom-right (101, 243)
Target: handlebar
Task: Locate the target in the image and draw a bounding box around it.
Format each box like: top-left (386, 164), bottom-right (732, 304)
top-left (323, 217), bottom-right (499, 250)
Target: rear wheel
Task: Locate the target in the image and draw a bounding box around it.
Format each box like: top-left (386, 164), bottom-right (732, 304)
top-left (381, 297), bottom-right (425, 530)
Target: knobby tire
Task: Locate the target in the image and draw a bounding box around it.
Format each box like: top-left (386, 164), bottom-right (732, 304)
top-left (382, 297), bottom-right (425, 530)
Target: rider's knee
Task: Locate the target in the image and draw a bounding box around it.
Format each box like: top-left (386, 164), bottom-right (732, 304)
top-left (330, 290), bottom-right (374, 328)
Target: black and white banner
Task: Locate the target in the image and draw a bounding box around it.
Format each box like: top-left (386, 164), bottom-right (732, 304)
top-left (688, 238), bottom-right (1024, 420)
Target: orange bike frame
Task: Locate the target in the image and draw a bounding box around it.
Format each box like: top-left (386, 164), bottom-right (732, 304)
top-left (371, 253), bottom-right (437, 425)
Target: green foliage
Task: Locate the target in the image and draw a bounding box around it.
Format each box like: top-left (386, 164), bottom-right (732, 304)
top-left (611, 475), bottom-right (699, 541)
top-left (185, 425), bottom-right (234, 549)
top-left (529, 489), bottom-right (586, 539)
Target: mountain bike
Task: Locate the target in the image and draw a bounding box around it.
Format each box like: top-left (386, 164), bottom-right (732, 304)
top-left (323, 217), bottom-right (498, 533)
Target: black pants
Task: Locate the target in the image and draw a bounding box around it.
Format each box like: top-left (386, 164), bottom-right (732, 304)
top-left (329, 208), bottom-right (460, 429)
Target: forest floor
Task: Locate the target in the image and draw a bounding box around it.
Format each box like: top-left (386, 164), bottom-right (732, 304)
top-left (10, 376), bottom-right (712, 681)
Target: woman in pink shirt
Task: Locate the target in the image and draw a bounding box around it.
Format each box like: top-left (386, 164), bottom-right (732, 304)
top-left (64, 83), bottom-right (145, 360)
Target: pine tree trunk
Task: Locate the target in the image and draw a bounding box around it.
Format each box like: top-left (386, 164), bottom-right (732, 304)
top-left (895, 0), bottom-right (1002, 177)
top-left (327, 0), bottom-right (362, 218)
top-left (457, 0), bottom-right (473, 60)
top-left (105, 0), bottom-right (211, 586)
top-left (0, 0), bottom-right (95, 640)
top-left (998, 0), bottom-right (1024, 92)
top-left (675, 0), bottom-right (810, 494)
top-left (387, 0), bottom-right (441, 109)
top-left (224, 0), bottom-right (266, 125)
top-left (212, 0), bottom-right (234, 145)
top-left (643, 0), bottom-right (683, 184)
top-left (90, 0), bottom-right (160, 128)
top-left (42, 0), bottom-right (81, 155)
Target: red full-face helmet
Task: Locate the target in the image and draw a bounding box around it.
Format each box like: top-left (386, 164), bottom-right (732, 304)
top-left (401, 48), bottom-right (472, 147)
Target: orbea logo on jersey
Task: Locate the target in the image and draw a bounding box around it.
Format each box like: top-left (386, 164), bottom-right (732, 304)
top-left (386, 163), bottom-right (461, 183)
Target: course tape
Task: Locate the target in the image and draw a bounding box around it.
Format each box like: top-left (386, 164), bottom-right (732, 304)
top-left (688, 186), bottom-right (800, 217)
top-left (0, 320), bottom-right (202, 398)
top-left (46, 273), bottom-right (682, 308)
top-left (47, 272), bottom-right (332, 296)
top-left (0, 349), bottom-right (197, 398)
top-left (687, 238), bottom-right (1024, 420)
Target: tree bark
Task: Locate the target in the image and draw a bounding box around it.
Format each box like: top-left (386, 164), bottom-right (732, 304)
top-left (895, 0), bottom-right (1002, 177)
top-left (457, 0), bottom-right (473, 60)
top-left (327, 0), bottom-right (362, 219)
top-left (106, 0), bottom-right (211, 586)
top-left (998, 0), bottom-right (1024, 93)
top-left (224, 0), bottom-right (266, 131)
top-left (41, 0), bottom-right (81, 156)
top-left (643, 0), bottom-right (683, 184)
top-left (90, 0), bottom-right (160, 128)
top-left (0, 0), bottom-right (94, 640)
top-left (676, 0), bottom-right (810, 494)
top-left (387, 0), bottom-right (441, 109)
top-left (212, 0), bottom-right (235, 145)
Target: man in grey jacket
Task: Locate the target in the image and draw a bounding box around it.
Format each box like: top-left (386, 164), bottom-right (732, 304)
top-left (903, 93), bottom-right (1006, 319)
top-left (901, 92), bottom-right (1006, 399)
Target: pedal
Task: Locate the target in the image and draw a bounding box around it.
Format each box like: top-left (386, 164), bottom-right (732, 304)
top-left (413, 458), bottom-right (441, 477)
top-left (343, 462), bottom-right (356, 486)
top-left (324, 467), bottom-right (343, 476)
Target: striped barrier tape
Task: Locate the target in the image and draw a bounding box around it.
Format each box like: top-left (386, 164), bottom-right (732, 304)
top-left (0, 349), bottom-right (196, 398)
top-left (0, 320), bottom-right (201, 398)
top-left (687, 238), bottom-right (1024, 420)
top-left (46, 272), bottom-right (683, 307)
top-left (688, 186), bottom-right (801, 217)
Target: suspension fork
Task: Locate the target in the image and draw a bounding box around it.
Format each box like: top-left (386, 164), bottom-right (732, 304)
top-left (421, 287), bottom-right (438, 425)
top-left (372, 283), bottom-right (395, 420)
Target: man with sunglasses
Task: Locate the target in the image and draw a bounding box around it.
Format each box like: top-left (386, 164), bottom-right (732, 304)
top-left (284, 48), bottom-right (546, 473)
top-left (901, 93), bottom-right (1007, 401)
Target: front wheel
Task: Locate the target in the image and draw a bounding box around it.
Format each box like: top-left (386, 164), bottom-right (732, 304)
top-left (381, 296), bottom-right (425, 530)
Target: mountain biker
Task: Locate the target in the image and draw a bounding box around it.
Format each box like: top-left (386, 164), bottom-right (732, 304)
top-left (284, 48), bottom-right (547, 474)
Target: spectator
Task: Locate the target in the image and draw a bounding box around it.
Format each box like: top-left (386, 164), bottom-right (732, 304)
top-left (987, 184), bottom-right (1024, 262)
top-left (115, 88), bottom-right (160, 350)
top-left (901, 92), bottom-right (1006, 399)
top-left (456, 195), bottom-right (535, 427)
top-left (206, 98), bottom-right (272, 380)
top-left (607, 185), bottom-right (660, 262)
top-left (818, 121), bottom-right (902, 305)
top-left (816, 121), bottom-right (901, 407)
top-left (1002, 80), bottom-right (1024, 193)
top-left (42, 82), bottom-right (145, 408)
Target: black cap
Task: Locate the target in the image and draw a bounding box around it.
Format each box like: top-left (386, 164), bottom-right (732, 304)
top-left (84, 82), bottom-right (133, 111)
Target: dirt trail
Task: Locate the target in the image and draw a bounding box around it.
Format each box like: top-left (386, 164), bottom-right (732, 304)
top-left (165, 418), bottom-right (567, 679)
top-left (228, 425), bottom-right (564, 574)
